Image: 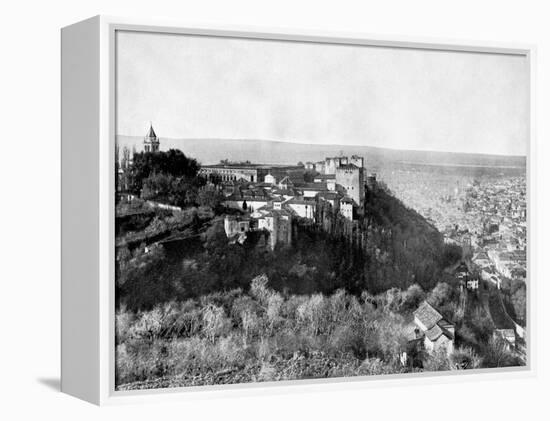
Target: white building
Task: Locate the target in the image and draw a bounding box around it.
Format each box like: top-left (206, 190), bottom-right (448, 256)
top-left (413, 301), bottom-right (455, 355)
top-left (286, 198), bottom-right (316, 220)
top-left (264, 173), bottom-right (276, 185)
top-left (339, 196), bottom-right (354, 221)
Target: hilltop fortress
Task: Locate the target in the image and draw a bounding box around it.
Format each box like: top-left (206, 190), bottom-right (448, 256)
top-left (200, 153), bottom-right (375, 249)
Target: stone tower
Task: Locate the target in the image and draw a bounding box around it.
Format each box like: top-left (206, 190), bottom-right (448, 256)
top-left (143, 124), bottom-right (160, 153)
top-left (335, 164), bottom-right (365, 207)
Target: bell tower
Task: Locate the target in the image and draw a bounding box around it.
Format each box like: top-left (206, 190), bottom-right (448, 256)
top-left (143, 123), bottom-right (160, 153)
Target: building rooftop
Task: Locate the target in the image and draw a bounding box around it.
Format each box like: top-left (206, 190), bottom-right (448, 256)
top-left (300, 183), bottom-right (328, 190)
top-left (414, 301), bottom-right (443, 330)
top-left (337, 164), bottom-right (360, 170)
top-left (317, 191), bottom-right (340, 200)
top-left (203, 162), bottom-right (303, 170)
top-left (286, 197), bottom-right (316, 205)
top-left (314, 174), bottom-right (336, 180)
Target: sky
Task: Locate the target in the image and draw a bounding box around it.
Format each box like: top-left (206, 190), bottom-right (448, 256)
top-left (116, 30), bottom-right (529, 156)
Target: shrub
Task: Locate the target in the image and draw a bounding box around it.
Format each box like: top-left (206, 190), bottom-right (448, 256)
top-left (127, 308), bottom-right (164, 341)
top-left (249, 274), bottom-right (272, 306)
top-left (482, 337), bottom-right (520, 368)
top-left (115, 306), bottom-right (135, 344)
top-left (328, 323), bottom-right (367, 359)
top-left (266, 292), bottom-right (284, 329)
top-left (449, 346), bottom-right (482, 370)
top-left (401, 284), bottom-right (426, 312)
top-left (202, 303), bottom-right (230, 342)
top-left (428, 282), bottom-right (457, 309)
top-left (296, 294), bottom-right (326, 335)
top-left (384, 287), bottom-right (403, 313)
top-left (423, 348), bottom-right (451, 372)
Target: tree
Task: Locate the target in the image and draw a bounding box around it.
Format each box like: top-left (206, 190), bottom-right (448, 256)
top-left (116, 244), bottom-right (173, 311)
top-left (303, 170), bottom-right (318, 183)
top-left (198, 188), bottom-right (224, 209)
top-left (140, 172), bottom-right (202, 208)
top-left (423, 348), bottom-right (451, 372)
top-left (449, 346), bottom-right (482, 370)
top-left (440, 243), bottom-right (463, 267)
top-left (427, 282), bottom-right (456, 309)
top-left (129, 149), bottom-right (200, 194)
top-left (482, 337), bottom-right (519, 368)
top-left (509, 279), bottom-right (526, 324)
top-left (401, 284), bottom-right (426, 312)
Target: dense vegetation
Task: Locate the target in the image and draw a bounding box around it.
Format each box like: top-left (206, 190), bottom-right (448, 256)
top-left (361, 187), bottom-right (459, 293)
top-left (115, 193), bottom-right (461, 313)
top-left (116, 275), bottom-right (520, 389)
top-left (129, 149), bottom-right (200, 194)
top-left (120, 149), bottom-right (225, 209)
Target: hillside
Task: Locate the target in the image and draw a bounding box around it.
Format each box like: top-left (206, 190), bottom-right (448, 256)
top-left (116, 186), bottom-right (454, 311)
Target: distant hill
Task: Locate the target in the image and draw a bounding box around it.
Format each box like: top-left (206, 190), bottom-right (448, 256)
top-left (116, 135), bottom-right (526, 169)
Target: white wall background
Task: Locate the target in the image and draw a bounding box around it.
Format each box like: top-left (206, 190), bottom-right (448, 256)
top-left (0, 0), bottom-right (548, 419)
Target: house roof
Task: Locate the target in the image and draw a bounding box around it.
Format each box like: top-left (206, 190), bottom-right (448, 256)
top-left (414, 301), bottom-right (443, 330)
top-left (314, 174), bottom-right (336, 180)
top-left (337, 164), bottom-right (360, 170)
top-left (261, 207), bottom-right (293, 218)
top-left (317, 191), bottom-right (340, 200)
top-left (425, 324), bottom-right (444, 341)
top-left (414, 302), bottom-right (455, 342)
top-left (425, 323), bottom-right (454, 341)
top-left (405, 322), bottom-right (423, 342)
top-left (300, 182), bottom-right (327, 190)
top-left (271, 187), bottom-right (296, 196)
top-left (286, 197), bottom-right (316, 205)
top-left (278, 176), bottom-right (294, 185)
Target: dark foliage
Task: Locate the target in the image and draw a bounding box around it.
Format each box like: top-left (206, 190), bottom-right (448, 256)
top-left (362, 188), bottom-right (446, 294)
top-left (129, 149), bottom-right (201, 194)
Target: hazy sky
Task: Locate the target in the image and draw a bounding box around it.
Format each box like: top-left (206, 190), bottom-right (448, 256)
top-left (116, 30), bottom-right (529, 156)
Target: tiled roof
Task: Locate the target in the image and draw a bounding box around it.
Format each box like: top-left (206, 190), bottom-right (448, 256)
top-left (425, 320), bottom-right (454, 341)
top-left (286, 197), bottom-right (316, 205)
top-left (405, 322), bottom-right (424, 342)
top-left (278, 176), bottom-right (294, 185)
top-left (414, 301), bottom-right (443, 330)
top-left (300, 183), bottom-right (327, 190)
top-left (317, 191), bottom-right (340, 200)
top-left (337, 164), bottom-right (360, 170)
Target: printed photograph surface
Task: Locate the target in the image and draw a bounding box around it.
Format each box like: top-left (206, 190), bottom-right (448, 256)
top-left (114, 30), bottom-right (528, 390)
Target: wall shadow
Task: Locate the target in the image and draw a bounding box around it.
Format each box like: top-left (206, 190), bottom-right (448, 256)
top-left (37, 377), bottom-right (60, 392)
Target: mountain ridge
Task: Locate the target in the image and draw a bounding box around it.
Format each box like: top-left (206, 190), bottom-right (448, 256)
top-left (116, 135), bottom-right (527, 169)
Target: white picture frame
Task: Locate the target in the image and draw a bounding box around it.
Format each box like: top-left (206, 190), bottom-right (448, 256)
top-left (61, 15), bottom-right (537, 405)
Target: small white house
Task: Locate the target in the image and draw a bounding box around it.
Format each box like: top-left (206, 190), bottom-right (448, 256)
top-left (413, 301), bottom-right (455, 355)
top-left (264, 173), bottom-right (276, 185)
top-left (339, 196), bottom-right (354, 221)
top-left (286, 198), bottom-right (316, 220)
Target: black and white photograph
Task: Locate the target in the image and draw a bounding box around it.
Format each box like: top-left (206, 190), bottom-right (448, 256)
top-left (114, 30), bottom-right (528, 391)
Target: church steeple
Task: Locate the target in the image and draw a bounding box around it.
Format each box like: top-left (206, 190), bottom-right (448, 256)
top-left (143, 123), bottom-right (160, 153)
